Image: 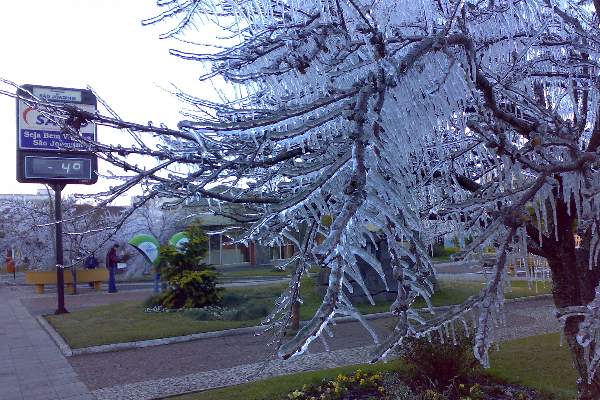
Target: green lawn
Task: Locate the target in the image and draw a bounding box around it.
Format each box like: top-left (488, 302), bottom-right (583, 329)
top-left (166, 361), bottom-right (406, 400)
top-left (116, 274), bottom-right (155, 283)
top-left (46, 283), bottom-right (285, 349)
top-left (218, 265), bottom-right (320, 280)
top-left (165, 333), bottom-right (575, 400)
top-left (46, 278), bottom-right (551, 349)
top-left (488, 333), bottom-right (576, 399)
top-left (218, 266), bottom-right (291, 279)
top-left (46, 300), bottom-right (266, 349)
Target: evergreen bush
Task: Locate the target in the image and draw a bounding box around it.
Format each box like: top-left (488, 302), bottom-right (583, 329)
top-left (157, 220), bottom-right (222, 309)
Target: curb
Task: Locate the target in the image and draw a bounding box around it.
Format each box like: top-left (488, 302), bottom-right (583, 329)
top-left (43, 293), bottom-right (554, 357)
top-left (26, 287), bottom-right (153, 299)
top-left (72, 325), bottom-right (264, 356)
top-left (36, 315), bottom-right (73, 357)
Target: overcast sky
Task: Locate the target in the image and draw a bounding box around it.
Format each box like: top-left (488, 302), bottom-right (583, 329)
top-left (0, 0), bottom-right (209, 202)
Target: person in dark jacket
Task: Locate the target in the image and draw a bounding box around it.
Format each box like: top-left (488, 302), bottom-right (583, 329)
top-left (84, 253), bottom-right (99, 287)
top-left (85, 253), bottom-right (99, 269)
top-left (106, 244), bottom-right (120, 293)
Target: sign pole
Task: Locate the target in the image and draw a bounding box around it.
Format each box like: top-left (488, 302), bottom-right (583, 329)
top-left (54, 183), bottom-right (68, 315)
top-left (15, 84), bottom-right (98, 312)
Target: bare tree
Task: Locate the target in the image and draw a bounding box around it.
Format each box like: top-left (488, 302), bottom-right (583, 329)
top-left (128, 199), bottom-right (189, 244)
top-left (5, 0), bottom-right (600, 397)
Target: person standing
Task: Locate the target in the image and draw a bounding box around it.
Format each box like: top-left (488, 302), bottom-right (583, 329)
top-left (85, 253), bottom-right (99, 287)
top-left (106, 244), bottom-right (120, 293)
top-left (5, 249), bottom-right (15, 280)
top-left (85, 253), bottom-right (99, 269)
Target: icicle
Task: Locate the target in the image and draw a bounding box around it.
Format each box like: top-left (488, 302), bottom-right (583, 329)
top-left (589, 231), bottom-right (597, 270)
top-left (451, 321), bottom-right (457, 345)
top-left (533, 200), bottom-right (543, 245)
top-left (550, 194), bottom-right (558, 241)
top-left (541, 192), bottom-right (549, 234)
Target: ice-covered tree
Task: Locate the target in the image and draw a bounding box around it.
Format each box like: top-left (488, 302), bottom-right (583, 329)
top-left (0, 191), bottom-right (130, 275)
top-left (5, 0), bottom-right (600, 397)
top-left (0, 194), bottom-right (55, 269)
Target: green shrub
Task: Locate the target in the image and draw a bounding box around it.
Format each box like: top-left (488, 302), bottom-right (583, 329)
top-left (432, 244), bottom-right (460, 258)
top-left (160, 269), bottom-right (221, 309)
top-left (400, 331), bottom-right (479, 393)
top-left (156, 219), bottom-right (222, 309)
top-left (143, 294), bottom-right (163, 308)
top-left (185, 299), bottom-right (271, 322)
top-left (221, 291), bottom-right (247, 306)
top-left (232, 301), bottom-right (270, 320)
top-left (184, 306), bottom-right (225, 320)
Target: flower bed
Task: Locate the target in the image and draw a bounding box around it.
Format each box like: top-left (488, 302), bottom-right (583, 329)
top-left (283, 370), bottom-right (550, 400)
top-left (286, 370), bottom-right (385, 400)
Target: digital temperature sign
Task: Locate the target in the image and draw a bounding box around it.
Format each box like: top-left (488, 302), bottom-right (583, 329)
top-left (24, 155), bottom-right (92, 180)
top-left (16, 84), bottom-right (98, 185)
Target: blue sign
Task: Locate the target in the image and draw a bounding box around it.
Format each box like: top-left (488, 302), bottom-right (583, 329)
top-left (16, 84), bottom-right (98, 185)
top-left (19, 129), bottom-right (95, 151)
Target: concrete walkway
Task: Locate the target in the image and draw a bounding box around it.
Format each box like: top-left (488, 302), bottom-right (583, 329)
top-left (0, 283), bottom-right (94, 400)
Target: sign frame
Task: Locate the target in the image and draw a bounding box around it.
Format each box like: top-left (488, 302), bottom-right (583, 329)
top-left (16, 84), bottom-right (98, 185)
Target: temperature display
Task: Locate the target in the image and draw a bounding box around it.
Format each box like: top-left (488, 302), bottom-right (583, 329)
top-left (24, 156), bottom-right (92, 180)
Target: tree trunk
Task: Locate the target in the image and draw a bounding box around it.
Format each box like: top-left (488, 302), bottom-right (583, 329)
top-left (543, 194), bottom-right (600, 399)
top-left (549, 249), bottom-right (600, 399)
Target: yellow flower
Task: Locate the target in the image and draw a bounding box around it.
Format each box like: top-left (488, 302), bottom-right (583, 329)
top-left (288, 389), bottom-right (304, 399)
top-left (359, 378), bottom-right (366, 386)
top-left (378, 386), bottom-right (385, 393)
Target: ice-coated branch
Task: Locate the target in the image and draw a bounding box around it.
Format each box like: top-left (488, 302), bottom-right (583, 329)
top-left (4, 3), bottom-right (600, 389)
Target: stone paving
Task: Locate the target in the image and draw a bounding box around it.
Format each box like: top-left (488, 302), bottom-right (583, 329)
top-left (93, 346), bottom-right (379, 400)
top-left (76, 297), bottom-right (560, 399)
top-left (0, 283), bottom-right (94, 400)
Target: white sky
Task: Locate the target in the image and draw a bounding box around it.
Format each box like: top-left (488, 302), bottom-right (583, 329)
top-left (0, 0), bottom-right (211, 203)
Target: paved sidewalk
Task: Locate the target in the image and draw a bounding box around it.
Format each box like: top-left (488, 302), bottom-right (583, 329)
top-left (0, 283), bottom-right (94, 400)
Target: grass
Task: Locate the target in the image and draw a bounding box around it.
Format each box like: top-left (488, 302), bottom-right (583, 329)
top-left (217, 265), bottom-right (320, 280)
top-left (116, 274), bottom-right (155, 283)
top-left (488, 333), bottom-right (576, 399)
top-left (218, 267), bottom-right (291, 279)
top-left (46, 300), bottom-right (265, 349)
top-left (165, 361), bottom-right (405, 400)
top-left (165, 333), bottom-right (575, 400)
top-left (46, 283), bottom-right (285, 349)
top-left (46, 278), bottom-right (551, 349)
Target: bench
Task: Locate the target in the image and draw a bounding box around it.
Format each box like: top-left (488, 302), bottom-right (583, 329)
top-left (25, 269), bottom-right (109, 294)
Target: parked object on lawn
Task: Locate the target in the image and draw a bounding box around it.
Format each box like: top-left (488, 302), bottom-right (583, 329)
top-left (25, 269), bottom-right (108, 294)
